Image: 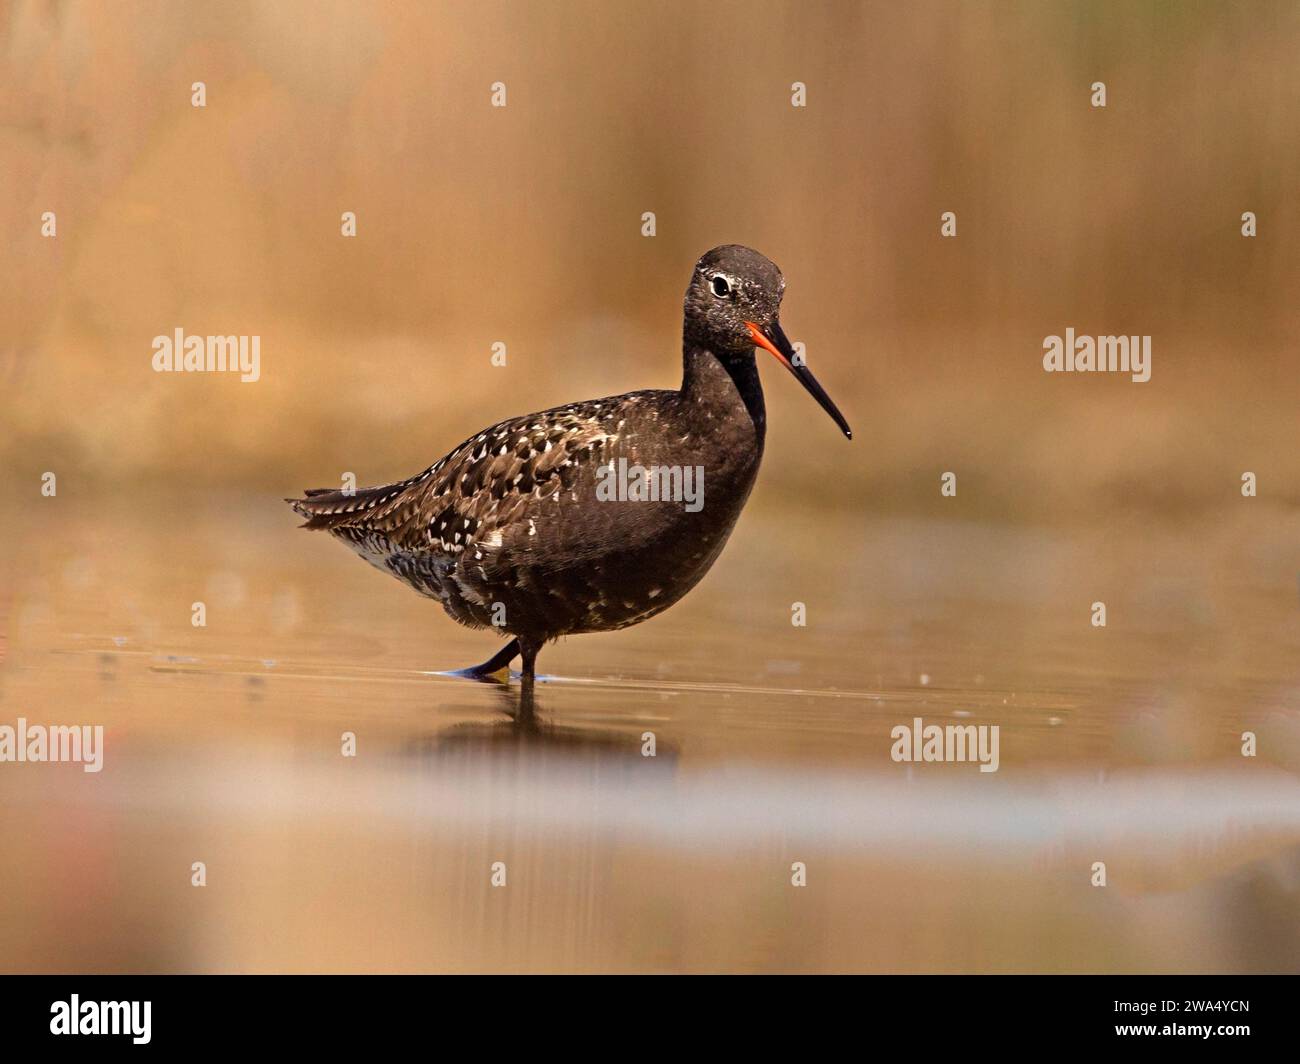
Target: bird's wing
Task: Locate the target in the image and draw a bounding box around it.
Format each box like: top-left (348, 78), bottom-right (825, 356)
top-left (286, 394), bottom-right (648, 554)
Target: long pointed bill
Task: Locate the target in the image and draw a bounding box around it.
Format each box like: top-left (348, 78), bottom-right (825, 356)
top-left (745, 321), bottom-right (852, 439)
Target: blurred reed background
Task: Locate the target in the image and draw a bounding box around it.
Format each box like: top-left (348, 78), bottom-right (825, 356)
top-left (2, 0), bottom-right (1297, 519)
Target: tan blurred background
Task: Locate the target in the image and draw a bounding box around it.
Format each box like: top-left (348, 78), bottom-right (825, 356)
top-left (3, 0), bottom-right (1297, 518)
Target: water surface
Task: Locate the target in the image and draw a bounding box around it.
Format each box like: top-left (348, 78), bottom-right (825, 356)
top-left (1, 497), bottom-right (1297, 972)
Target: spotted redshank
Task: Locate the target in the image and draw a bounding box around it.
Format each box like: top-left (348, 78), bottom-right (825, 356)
top-left (288, 245), bottom-right (851, 692)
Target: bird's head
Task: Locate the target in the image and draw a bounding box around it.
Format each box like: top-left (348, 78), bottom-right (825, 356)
top-left (684, 244), bottom-right (851, 439)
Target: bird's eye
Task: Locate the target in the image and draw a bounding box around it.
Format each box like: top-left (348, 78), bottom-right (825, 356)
top-left (711, 275), bottom-right (731, 298)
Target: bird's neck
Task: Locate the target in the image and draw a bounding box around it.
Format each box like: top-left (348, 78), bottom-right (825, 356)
top-left (680, 342), bottom-right (767, 447)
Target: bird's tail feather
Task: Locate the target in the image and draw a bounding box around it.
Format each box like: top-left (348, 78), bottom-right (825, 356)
top-left (285, 483), bottom-right (402, 530)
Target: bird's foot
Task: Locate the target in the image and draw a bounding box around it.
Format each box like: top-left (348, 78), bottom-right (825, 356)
top-left (444, 638), bottom-right (521, 684)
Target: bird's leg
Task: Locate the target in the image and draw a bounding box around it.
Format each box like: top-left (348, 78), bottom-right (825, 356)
top-left (518, 639), bottom-right (541, 709)
top-left (451, 638), bottom-right (520, 682)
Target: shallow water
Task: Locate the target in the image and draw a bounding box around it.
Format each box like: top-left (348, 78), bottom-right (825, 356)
top-left (1, 495), bottom-right (1298, 972)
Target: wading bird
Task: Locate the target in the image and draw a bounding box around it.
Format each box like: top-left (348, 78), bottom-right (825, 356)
top-left (288, 245), bottom-right (851, 695)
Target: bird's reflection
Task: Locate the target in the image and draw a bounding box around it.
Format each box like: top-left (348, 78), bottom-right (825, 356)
top-left (402, 673), bottom-right (679, 767)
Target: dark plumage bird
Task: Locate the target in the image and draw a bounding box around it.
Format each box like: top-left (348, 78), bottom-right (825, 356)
top-left (288, 245), bottom-right (850, 690)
